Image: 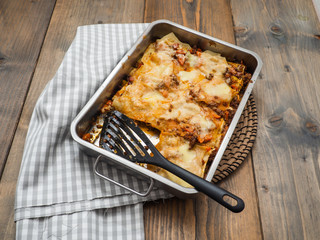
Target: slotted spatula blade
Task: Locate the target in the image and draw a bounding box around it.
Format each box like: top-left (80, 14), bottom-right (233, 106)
top-left (99, 110), bottom-right (245, 213)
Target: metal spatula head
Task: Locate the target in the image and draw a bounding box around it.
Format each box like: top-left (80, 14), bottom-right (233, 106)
top-left (99, 110), bottom-right (245, 213)
top-left (99, 110), bottom-right (161, 164)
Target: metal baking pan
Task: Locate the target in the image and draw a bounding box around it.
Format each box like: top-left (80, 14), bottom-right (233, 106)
top-left (70, 19), bottom-right (262, 198)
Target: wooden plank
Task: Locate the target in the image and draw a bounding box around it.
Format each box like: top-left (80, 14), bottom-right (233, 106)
top-left (230, 0), bottom-right (320, 239)
top-left (144, 198), bottom-right (196, 239)
top-left (143, 0), bottom-right (262, 239)
top-left (313, 0), bottom-right (320, 21)
top-left (0, 0), bottom-right (56, 177)
top-left (0, 0), bottom-right (145, 239)
top-left (144, 0), bottom-right (201, 30)
top-left (144, 155), bottom-right (262, 240)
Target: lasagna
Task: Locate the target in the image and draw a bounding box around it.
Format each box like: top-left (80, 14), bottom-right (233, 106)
top-left (83, 33), bottom-right (252, 187)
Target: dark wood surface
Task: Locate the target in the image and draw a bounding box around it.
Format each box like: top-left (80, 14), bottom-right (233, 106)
top-left (0, 0), bottom-right (56, 177)
top-left (0, 0), bottom-right (319, 239)
top-left (231, 0), bottom-right (320, 239)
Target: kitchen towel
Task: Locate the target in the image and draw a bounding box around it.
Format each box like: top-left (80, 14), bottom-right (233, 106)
top-left (15, 23), bottom-right (171, 240)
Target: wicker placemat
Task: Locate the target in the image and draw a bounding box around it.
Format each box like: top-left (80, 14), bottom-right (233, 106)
top-left (212, 95), bottom-right (258, 183)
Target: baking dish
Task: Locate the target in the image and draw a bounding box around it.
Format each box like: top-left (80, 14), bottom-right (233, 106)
top-left (70, 19), bottom-right (262, 198)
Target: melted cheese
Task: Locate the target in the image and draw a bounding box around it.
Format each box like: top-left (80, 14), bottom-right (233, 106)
top-left (142, 91), bottom-right (166, 105)
top-left (156, 133), bottom-right (209, 187)
top-left (199, 51), bottom-right (229, 78)
top-left (161, 98), bottom-right (201, 121)
top-left (178, 70), bottom-right (204, 84)
top-left (178, 143), bottom-right (197, 164)
top-left (189, 115), bottom-right (216, 132)
top-left (202, 82), bottom-right (232, 102)
top-left (185, 52), bottom-right (200, 68)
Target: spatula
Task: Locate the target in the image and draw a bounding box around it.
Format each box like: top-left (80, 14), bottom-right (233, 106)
top-left (99, 110), bottom-right (245, 213)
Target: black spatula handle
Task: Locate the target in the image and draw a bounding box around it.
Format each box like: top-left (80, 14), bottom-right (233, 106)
top-left (158, 157), bottom-right (245, 213)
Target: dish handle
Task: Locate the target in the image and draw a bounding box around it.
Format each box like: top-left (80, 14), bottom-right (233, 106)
top-left (93, 155), bottom-right (155, 197)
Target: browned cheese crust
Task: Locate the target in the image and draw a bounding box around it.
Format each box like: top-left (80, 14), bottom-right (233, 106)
top-left (85, 33), bottom-right (251, 187)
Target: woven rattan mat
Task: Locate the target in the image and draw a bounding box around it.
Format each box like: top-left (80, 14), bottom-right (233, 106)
top-left (212, 95), bottom-right (258, 183)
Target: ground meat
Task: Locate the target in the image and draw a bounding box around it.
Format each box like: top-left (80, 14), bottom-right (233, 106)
top-left (176, 54), bottom-right (186, 65)
top-left (180, 124), bottom-right (200, 148)
top-left (206, 73), bottom-right (214, 80)
top-left (172, 43), bottom-right (179, 50)
top-left (135, 61), bottom-right (144, 69)
top-left (214, 108), bottom-right (224, 118)
top-left (189, 89), bottom-right (198, 99)
top-left (230, 97), bottom-right (240, 109)
top-left (226, 108), bottom-right (236, 125)
top-left (170, 74), bottom-right (179, 86)
top-left (242, 73), bottom-right (252, 86)
top-left (155, 81), bottom-right (165, 90)
top-left (204, 148), bottom-right (218, 175)
top-left (156, 74), bottom-right (179, 92)
top-left (208, 148), bottom-right (218, 162)
top-left (127, 76), bottom-right (134, 84)
top-left (183, 133), bottom-right (198, 149)
top-left (189, 45), bottom-right (197, 54)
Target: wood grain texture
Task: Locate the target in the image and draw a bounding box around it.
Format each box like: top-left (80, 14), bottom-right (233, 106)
top-left (144, 155), bottom-right (262, 240)
top-left (0, 0), bottom-right (56, 178)
top-left (230, 0), bottom-right (320, 239)
top-left (144, 198), bottom-right (196, 239)
top-left (313, 0), bottom-right (320, 21)
top-left (143, 0), bottom-right (262, 239)
top-left (0, 0), bottom-right (145, 239)
top-left (144, 0), bottom-right (200, 29)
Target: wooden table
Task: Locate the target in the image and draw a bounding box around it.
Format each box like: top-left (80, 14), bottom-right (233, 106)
top-left (1, 0), bottom-right (319, 239)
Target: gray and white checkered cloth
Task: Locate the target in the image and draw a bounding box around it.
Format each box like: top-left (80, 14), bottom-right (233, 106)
top-left (15, 23), bottom-right (171, 239)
